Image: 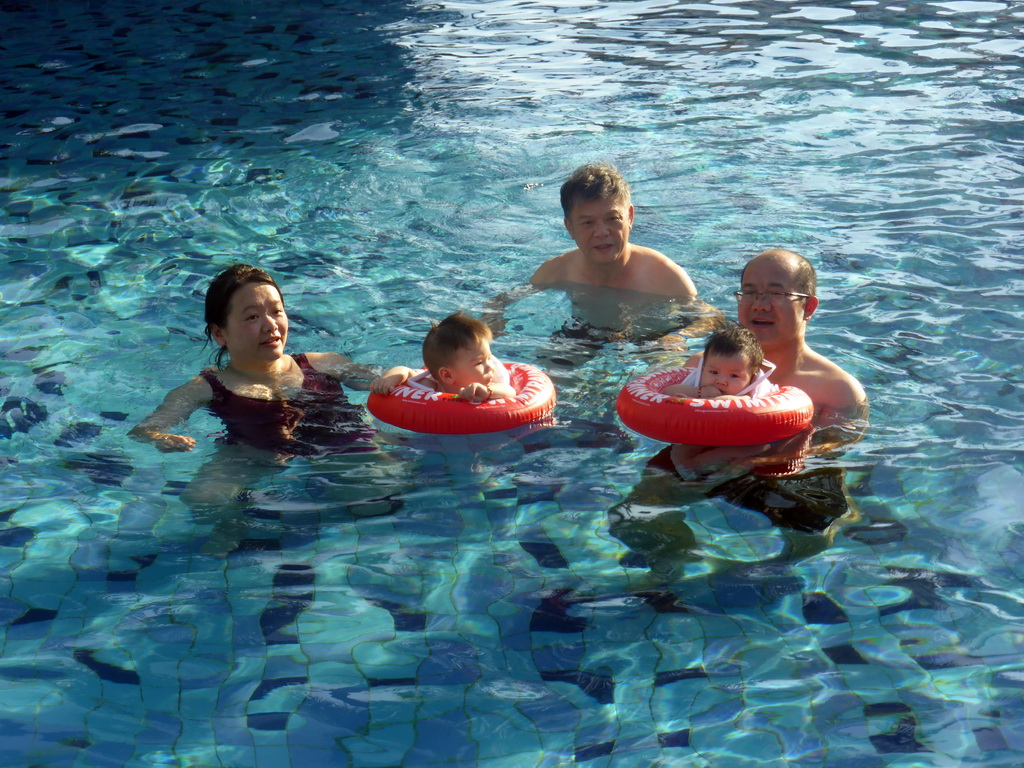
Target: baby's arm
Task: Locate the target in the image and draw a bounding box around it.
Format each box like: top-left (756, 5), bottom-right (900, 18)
top-left (457, 381), bottom-right (518, 403)
top-left (487, 382), bottom-right (518, 400)
top-left (662, 382), bottom-right (699, 398)
top-left (659, 355), bottom-right (702, 398)
top-left (370, 366), bottom-right (418, 394)
top-left (662, 383), bottom-right (750, 400)
top-left (128, 377), bottom-right (211, 453)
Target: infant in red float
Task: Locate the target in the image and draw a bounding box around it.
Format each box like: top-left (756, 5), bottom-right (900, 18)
top-left (369, 312), bottom-right (555, 435)
top-left (617, 325), bottom-right (813, 448)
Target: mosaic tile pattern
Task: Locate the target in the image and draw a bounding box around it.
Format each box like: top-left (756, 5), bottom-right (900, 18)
top-left (4, 435), bottom-right (1024, 766)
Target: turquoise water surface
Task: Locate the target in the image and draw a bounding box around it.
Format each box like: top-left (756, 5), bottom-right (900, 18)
top-left (2, 1), bottom-right (1023, 766)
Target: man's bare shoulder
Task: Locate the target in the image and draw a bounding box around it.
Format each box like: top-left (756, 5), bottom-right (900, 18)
top-left (530, 249), bottom-right (580, 286)
top-left (626, 246), bottom-right (697, 298)
top-left (630, 244), bottom-right (674, 262)
top-left (801, 348), bottom-right (868, 416)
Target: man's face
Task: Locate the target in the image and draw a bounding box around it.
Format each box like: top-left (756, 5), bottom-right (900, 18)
top-left (564, 196), bottom-right (634, 266)
top-left (737, 255), bottom-right (816, 352)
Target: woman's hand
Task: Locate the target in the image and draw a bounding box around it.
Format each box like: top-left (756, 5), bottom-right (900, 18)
top-left (145, 431), bottom-right (197, 452)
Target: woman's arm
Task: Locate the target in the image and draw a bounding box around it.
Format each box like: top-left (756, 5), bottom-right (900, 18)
top-left (305, 352), bottom-right (383, 390)
top-left (128, 376), bottom-right (212, 452)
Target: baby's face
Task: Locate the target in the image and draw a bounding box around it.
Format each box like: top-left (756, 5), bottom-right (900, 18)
top-left (443, 340), bottom-right (495, 391)
top-left (700, 352), bottom-right (755, 396)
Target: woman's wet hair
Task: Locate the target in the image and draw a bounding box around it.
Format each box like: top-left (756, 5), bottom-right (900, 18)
top-left (704, 324), bottom-right (764, 372)
top-left (422, 312), bottom-right (492, 379)
top-left (560, 163), bottom-right (631, 219)
top-left (204, 264), bottom-right (282, 367)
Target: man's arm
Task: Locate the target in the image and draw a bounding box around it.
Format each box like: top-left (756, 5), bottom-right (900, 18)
top-left (811, 398), bottom-right (869, 449)
top-left (481, 283), bottom-right (541, 337)
top-left (804, 357), bottom-right (870, 447)
top-left (656, 299), bottom-right (726, 351)
top-left (664, 372), bottom-right (868, 476)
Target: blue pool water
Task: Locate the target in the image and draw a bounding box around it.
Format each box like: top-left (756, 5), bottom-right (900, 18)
top-left (2, 0), bottom-right (1023, 765)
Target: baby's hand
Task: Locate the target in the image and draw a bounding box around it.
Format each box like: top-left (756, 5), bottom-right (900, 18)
top-left (698, 385), bottom-right (724, 399)
top-left (152, 432), bottom-right (196, 453)
top-left (458, 383), bottom-right (492, 403)
top-left (662, 383), bottom-right (697, 398)
top-left (370, 367), bottom-right (416, 394)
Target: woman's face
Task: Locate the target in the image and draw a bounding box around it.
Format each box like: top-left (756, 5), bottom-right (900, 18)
top-left (210, 282), bottom-right (288, 368)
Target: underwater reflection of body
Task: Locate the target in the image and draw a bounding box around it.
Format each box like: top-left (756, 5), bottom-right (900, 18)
top-left (608, 445), bottom-right (857, 586)
top-left (511, 285), bottom-right (722, 426)
top-left (182, 440), bottom-right (410, 557)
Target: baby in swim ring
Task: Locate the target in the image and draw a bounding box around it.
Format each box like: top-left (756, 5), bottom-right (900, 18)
top-left (662, 324), bottom-right (778, 400)
top-left (658, 324), bottom-right (781, 477)
top-left (371, 312), bottom-right (518, 403)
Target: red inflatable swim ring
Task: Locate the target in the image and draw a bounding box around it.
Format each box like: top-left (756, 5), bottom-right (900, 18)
top-left (616, 367), bottom-right (813, 446)
top-left (367, 362), bottom-right (556, 435)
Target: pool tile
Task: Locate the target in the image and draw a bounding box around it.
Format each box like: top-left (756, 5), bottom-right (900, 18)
top-left (538, 669), bottom-right (615, 705)
top-left (822, 643), bottom-right (869, 665)
top-left (341, 721), bottom-right (415, 766)
top-left (514, 690), bottom-right (583, 734)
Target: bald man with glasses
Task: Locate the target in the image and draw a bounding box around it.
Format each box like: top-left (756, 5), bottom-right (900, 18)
top-left (736, 249), bottom-right (868, 434)
top-left (607, 249), bottom-right (870, 576)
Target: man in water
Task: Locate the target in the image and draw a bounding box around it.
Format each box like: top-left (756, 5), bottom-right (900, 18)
top-left (486, 163), bottom-right (720, 346)
top-left (532, 163), bottom-right (698, 299)
top-left (737, 248), bottom-right (868, 432)
top-left (609, 250), bottom-right (871, 580)
top-left (662, 247), bottom-right (868, 476)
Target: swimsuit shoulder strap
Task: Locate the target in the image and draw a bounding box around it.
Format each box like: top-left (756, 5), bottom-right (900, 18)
top-left (290, 353), bottom-right (344, 394)
top-left (200, 368), bottom-right (231, 398)
top-left (406, 369), bottom-right (437, 392)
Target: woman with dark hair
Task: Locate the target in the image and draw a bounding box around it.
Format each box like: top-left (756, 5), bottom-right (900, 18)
top-left (130, 263), bottom-right (380, 457)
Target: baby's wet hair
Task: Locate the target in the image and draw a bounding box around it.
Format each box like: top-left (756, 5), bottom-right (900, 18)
top-left (422, 312), bottom-right (493, 379)
top-left (704, 324), bottom-right (763, 373)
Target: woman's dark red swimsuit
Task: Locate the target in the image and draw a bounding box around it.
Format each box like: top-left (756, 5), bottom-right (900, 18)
top-left (201, 353), bottom-right (374, 456)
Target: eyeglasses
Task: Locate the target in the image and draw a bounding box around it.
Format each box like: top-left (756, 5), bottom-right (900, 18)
top-left (733, 290), bottom-right (811, 304)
